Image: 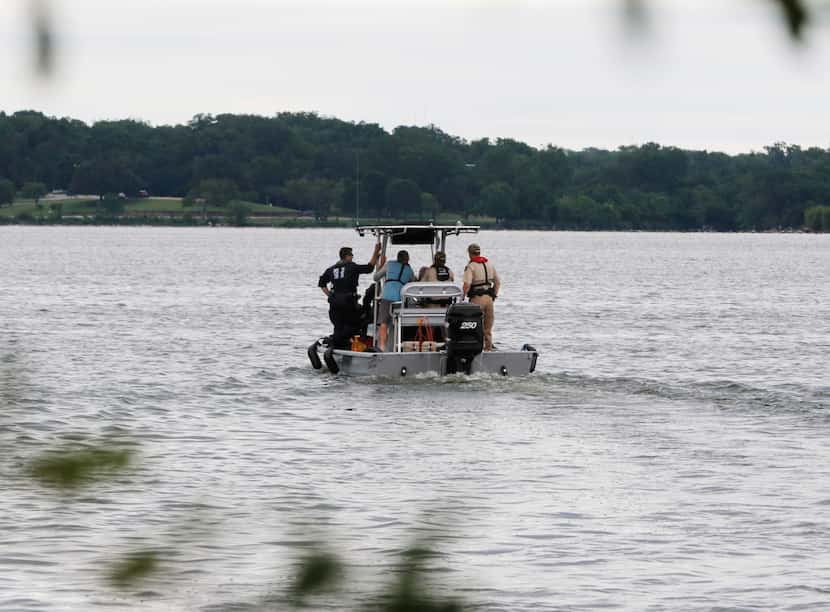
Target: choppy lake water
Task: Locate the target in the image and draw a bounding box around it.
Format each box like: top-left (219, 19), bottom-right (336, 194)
top-left (1, 227), bottom-right (829, 611)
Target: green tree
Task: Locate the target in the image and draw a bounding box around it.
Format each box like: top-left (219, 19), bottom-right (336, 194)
top-left (421, 192), bottom-right (440, 221)
top-left (805, 205), bottom-right (830, 232)
top-left (634, 191), bottom-right (672, 230)
top-left (616, 143), bottom-right (689, 192)
top-left (101, 193), bottom-right (125, 216)
top-left (0, 178), bottom-right (14, 206)
top-left (20, 181), bottom-right (47, 205)
top-left (194, 178), bottom-right (239, 220)
top-left (385, 178), bottom-right (422, 219)
top-left (226, 202), bottom-right (251, 226)
top-left (391, 125), bottom-right (466, 195)
top-left (4, 108), bottom-right (830, 231)
top-left (437, 174), bottom-right (474, 218)
top-left (556, 194), bottom-right (617, 229)
top-left (687, 185), bottom-right (735, 230)
top-left (340, 179), bottom-right (367, 219)
top-left (48, 201), bottom-right (63, 221)
top-left (70, 158), bottom-right (143, 200)
top-left (364, 170), bottom-right (388, 219)
top-left (282, 177), bottom-right (343, 221)
top-left (246, 155), bottom-right (286, 201)
top-left (480, 181), bottom-right (518, 223)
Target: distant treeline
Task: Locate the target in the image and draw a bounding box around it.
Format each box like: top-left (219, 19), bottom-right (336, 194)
top-left (1, 110), bottom-right (830, 231)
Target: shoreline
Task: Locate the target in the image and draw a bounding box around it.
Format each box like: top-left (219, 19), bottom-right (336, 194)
top-left (0, 218), bottom-right (818, 233)
top-left (0, 198), bottom-right (821, 233)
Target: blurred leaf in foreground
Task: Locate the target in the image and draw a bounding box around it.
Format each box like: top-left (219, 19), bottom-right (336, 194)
top-left (622, 0), bottom-right (650, 39)
top-left (371, 545), bottom-right (463, 612)
top-left (290, 551), bottom-right (344, 602)
top-left (28, 446), bottom-right (133, 489)
top-left (107, 549), bottom-right (160, 588)
top-left (773, 0), bottom-right (809, 39)
top-left (621, 0), bottom-right (811, 42)
top-left (30, 0), bottom-right (55, 76)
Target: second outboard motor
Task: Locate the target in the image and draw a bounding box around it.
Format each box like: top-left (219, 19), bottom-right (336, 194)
top-left (445, 303), bottom-right (484, 374)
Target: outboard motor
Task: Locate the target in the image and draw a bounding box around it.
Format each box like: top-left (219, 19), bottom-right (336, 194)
top-left (444, 303), bottom-right (484, 374)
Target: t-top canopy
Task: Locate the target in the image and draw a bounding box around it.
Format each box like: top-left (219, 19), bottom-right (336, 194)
top-left (356, 223), bottom-right (480, 255)
top-left (355, 224), bottom-right (480, 245)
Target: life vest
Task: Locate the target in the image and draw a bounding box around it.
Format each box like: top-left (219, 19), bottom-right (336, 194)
top-left (467, 261), bottom-right (495, 298)
top-left (434, 265), bottom-right (450, 282)
top-left (382, 261), bottom-right (414, 301)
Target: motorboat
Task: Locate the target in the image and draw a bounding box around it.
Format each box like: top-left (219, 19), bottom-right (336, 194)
top-left (308, 224), bottom-right (539, 377)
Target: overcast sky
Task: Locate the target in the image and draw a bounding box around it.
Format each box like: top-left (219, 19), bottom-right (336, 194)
top-left (2, 0), bottom-right (830, 153)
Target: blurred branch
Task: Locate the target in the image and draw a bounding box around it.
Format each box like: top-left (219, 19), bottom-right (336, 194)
top-left (107, 549), bottom-right (160, 588)
top-left (622, 0), bottom-right (650, 37)
top-left (369, 544), bottom-right (463, 612)
top-left (28, 445), bottom-right (133, 489)
top-left (622, 0), bottom-right (812, 42)
top-left (774, 0), bottom-right (809, 39)
top-left (30, 0), bottom-right (55, 76)
top-left (23, 0), bottom-right (818, 84)
top-left (289, 550), bottom-right (344, 603)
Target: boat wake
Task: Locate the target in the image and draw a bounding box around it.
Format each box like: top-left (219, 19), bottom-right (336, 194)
top-left (535, 372), bottom-right (830, 414)
top-left (353, 368), bottom-right (829, 413)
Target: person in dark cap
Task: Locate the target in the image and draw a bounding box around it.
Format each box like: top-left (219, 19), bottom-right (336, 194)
top-left (318, 243), bottom-right (381, 349)
top-left (462, 243), bottom-right (500, 351)
top-left (373, 249), bottom-right (415, 351)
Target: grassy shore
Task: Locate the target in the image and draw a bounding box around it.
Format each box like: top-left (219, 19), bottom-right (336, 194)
top-left (0, 197), bottom-right (500, 228)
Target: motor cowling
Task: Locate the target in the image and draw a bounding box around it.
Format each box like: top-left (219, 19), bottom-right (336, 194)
top-left (445, 303), bottom-right (484, 374)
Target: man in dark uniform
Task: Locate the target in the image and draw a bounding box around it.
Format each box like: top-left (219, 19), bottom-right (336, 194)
top-left (318, 243), bottom-right (381, 349)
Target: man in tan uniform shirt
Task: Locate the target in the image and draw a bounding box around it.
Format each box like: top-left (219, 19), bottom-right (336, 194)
top-left (462, 243), bottom-right (500, 351)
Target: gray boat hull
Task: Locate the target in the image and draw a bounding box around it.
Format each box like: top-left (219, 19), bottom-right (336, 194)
top-left (316, 346), bottom-right (538, 377)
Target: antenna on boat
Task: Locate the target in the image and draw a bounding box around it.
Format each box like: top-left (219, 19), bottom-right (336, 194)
top-left (355, 151), bottom-right (360, 227)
